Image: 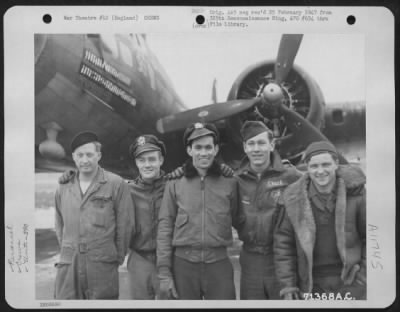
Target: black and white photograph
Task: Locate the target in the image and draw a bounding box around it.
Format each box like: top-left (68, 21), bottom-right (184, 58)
top-left (4, 6), bottom-right (395, 309)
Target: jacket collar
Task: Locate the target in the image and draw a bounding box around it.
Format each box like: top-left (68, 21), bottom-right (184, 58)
top-left (237, 150), bottom-right (285, 178)
top-left (135, 170), bottom-right (165, 187)
top-left (182, 159), bottom-right (222, 178)
top-left (71, 166), bottom-right (107, 185)
top-left (337, 164), bottom-right (366, 190)
top-left (68, 167), bottom-right (107, 204)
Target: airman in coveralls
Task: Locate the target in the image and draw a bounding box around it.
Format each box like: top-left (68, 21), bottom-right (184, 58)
top-left (235, 121), bottom-right (301, 299)
top-left (126, 135), bottom-right (167, 299)
top-left (54, 131), bottom-right (133, 299)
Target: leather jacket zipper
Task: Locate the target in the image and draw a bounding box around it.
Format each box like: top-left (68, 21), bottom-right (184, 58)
top-left (201, 176), bottom-right (205, 262)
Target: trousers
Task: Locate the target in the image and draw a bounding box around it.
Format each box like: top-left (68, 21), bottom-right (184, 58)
top-left (54, 252), bottom-right (119, 299)
top-left (239, 249), bottom-right (280, 299)
top-left (127, 250), bottom-right (159, 299)
top-left (172, 255), bottom-right (236, 300)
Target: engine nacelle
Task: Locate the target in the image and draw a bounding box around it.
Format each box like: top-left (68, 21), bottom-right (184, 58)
top-left (224, 60), bottom-right (325, 163)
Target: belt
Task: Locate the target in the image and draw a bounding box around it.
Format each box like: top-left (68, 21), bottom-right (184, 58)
top-left (174, 246), bottom-right (227, 263)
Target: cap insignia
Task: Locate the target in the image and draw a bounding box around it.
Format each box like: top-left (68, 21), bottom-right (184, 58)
top-left (137, 136), bottom-right (146, 146)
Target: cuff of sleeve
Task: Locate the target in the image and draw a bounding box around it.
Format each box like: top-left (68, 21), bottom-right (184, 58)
top-left (279, 287), bottom-right (300, 298)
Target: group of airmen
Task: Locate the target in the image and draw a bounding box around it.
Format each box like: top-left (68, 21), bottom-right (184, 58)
top-left (53, 120), bottom-right (366, 300)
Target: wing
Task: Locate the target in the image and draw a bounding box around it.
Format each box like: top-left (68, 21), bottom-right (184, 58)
top-left (323, 101), bottom-right (366, 169)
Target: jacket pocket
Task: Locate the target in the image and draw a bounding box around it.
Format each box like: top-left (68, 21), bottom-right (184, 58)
top-left (92, 211), bottom-right (106, 227)
top-left (91, 195), bottom-right (113, 209)
top-left (216, 213), bottom-right (232, 240)
top-left (175, 213), bottom-right (189, 229)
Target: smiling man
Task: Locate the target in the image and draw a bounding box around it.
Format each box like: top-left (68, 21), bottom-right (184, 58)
top-left (156, 122), bottom-right (241, 300)
top-left (54, 131), bottom-right (132, 299)
top-left (126, 134), bottom-right (167, 299)
top-left (274, 141), bottom-right (366, 300)
top-left (235, 121), bottom-right (302, 299)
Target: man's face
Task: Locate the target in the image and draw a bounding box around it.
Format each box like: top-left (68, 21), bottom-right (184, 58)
top-left (187, 135), bottom-right (219, 170)
top-left (135, 150), bottom-right (164, 182)
top-left (72, 142), bottom-right (101, 175)
top-left (307, 152), bottom-right (338, 189)
top-left (243, 132), bottom-right (274, 167)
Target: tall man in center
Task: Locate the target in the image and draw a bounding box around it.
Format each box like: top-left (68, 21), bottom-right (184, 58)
top-left (156, 122), bottom-right (241, 300)
top-left (236, 121), bottom-right (301, 299)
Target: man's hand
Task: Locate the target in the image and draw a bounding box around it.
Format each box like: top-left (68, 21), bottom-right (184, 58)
top-left (157, 266), bottom-right (178, 300)
top-left (354, 270), bottom-right (366, 286)
top-left (220, 163), bottom-right (234, 177)
top-left (166, 167), bottom-right (184, 180)
top-left (58, 170), bottom-right (76, 184)
top-left (343, 264), bottom-right (360, 285)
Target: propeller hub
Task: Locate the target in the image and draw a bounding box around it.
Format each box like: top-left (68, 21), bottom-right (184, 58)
top-left (262, 83), bottom-right (284, 102)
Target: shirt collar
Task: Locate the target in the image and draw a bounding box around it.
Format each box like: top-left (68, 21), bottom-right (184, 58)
top-left (137, 170), bottom-right (165, 186)
top-left (238, 150), bottom-right (285, 177)
top-left (308, 179), bottom-right (337, 212)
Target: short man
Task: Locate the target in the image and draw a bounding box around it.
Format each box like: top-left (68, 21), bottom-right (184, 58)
top-left (274, 141), bottom-right (366, 300)
top-left (235, 121), bottom-right (302, 299)
top-left (156, 122), bottom-right (241, 300)
top-left (54, 131), bottom-right (133, 299)
top-left (126, 135), bottom-right (167, 299)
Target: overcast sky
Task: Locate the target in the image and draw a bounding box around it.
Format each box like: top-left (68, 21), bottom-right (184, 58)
top-left (146, 33), bottom-right (364, 109)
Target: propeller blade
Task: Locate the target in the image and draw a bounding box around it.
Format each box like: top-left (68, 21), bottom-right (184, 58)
top-left (275, 34), bottom-right (303, 84)
top-left (278, 105), bottom-right (348, 164)
top-left (156, 98), bottom-right (258, 134)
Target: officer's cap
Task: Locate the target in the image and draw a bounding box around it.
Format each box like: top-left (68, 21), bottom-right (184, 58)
top-left (183, 122), bottom-right (219, 146)
top-left (240, 121), bottom-right (272, 142)
top-left (129, 134), bottom-right (166, 158)
top-left (71, 131), bottom-right (99, 153)
top-left (303, 141), bottom-right (338, 162)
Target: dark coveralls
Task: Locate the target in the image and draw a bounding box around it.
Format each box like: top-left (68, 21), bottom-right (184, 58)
top-left (54, 168), bottom-right (133, 299)
top-left (236, 152), bottom-right (301, 299)
top-left (127, 173), bottom-right (166, 299)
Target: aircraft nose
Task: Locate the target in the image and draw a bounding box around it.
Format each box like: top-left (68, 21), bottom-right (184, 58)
top-left (262, 82), bottom-right (284, 102)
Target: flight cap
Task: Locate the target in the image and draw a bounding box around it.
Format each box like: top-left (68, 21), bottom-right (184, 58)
top-left (129, 134), bottom-right (166, 158)
top-left (240, 121), bottom-right (272, 142)
top-left (183, 122), bottom-right (219, 146)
